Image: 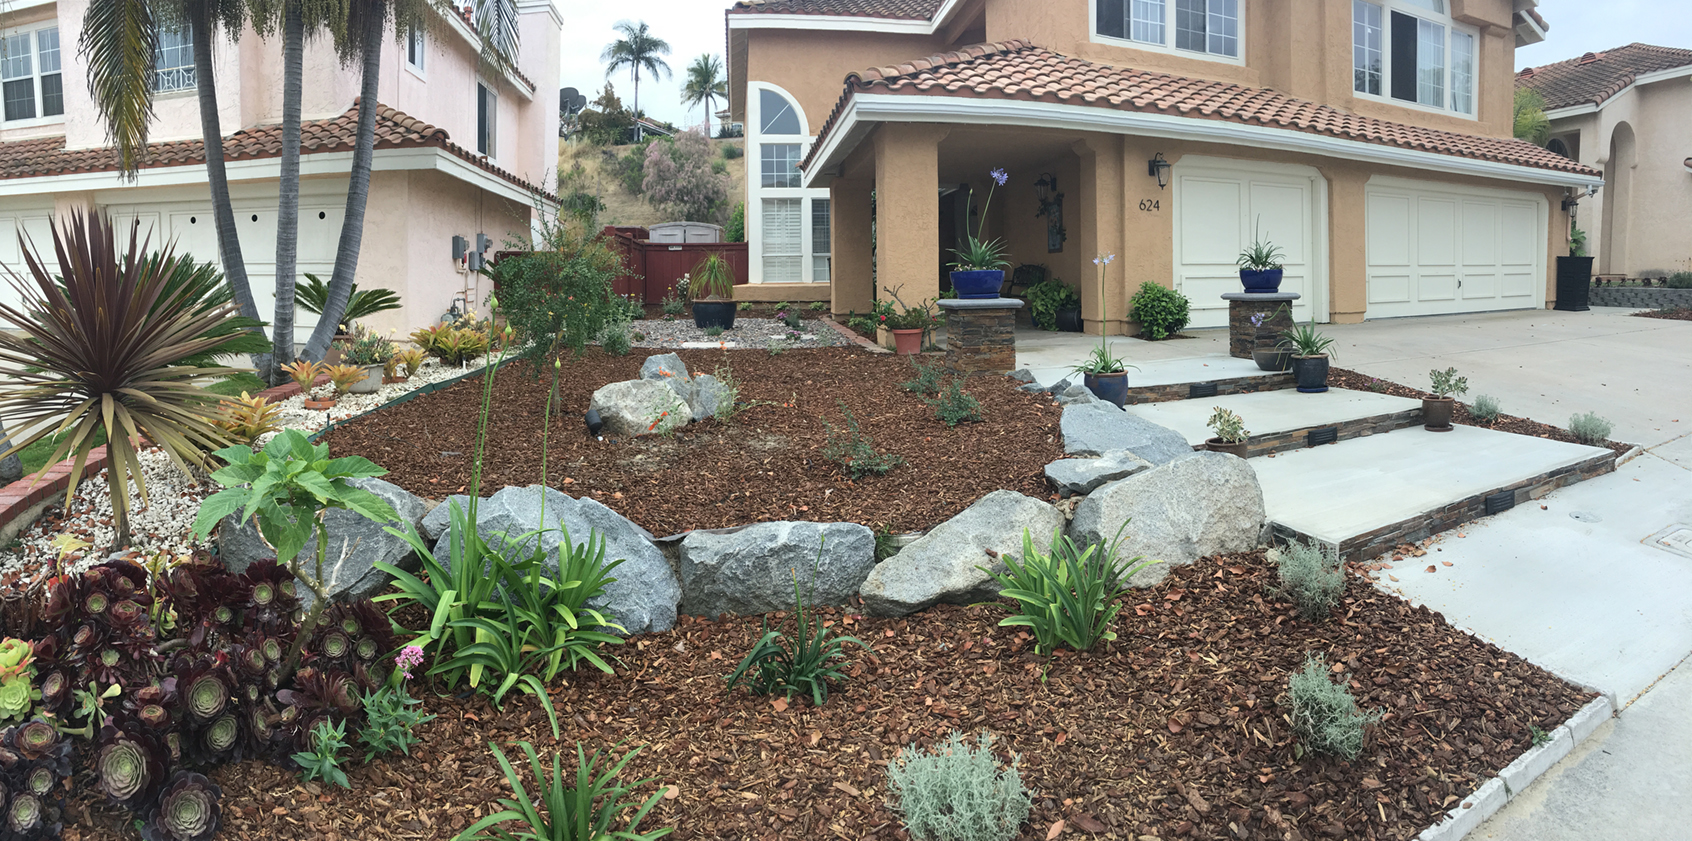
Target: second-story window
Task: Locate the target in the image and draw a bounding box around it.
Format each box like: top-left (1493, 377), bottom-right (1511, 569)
top-left (155, 26), bottom-right (195, 94)
top-left (1096, 0), bottom-right (1239, 60)
top-left (0, 26), bottom-right (63, 122)
top-left (405, 28), bottom-right (425, 73)
top-left (477, 82), bottom-right (497, 156)
top-left (1353, 0), bottom-right (1475, 116)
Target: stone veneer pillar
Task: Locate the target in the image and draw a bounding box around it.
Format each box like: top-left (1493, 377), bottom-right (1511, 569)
top-left (1221, 292), bottom-right (1300, 359)
top-left (937, 297), bottom-right (1025, 376)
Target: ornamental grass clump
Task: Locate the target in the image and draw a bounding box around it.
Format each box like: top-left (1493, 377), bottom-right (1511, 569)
top-left (725, 538), bottom-right (863, 706)
top-left (456, 741), bottom-right (672, 841)
top-left (1569, 412), bottom-right (1613, 445)
top-left (886, 730), bottom-right (1031, 841)
top-left (1274, 539), bottom-right (1345, 621)
top-left (1288, 653), bottom-right (1383, 760)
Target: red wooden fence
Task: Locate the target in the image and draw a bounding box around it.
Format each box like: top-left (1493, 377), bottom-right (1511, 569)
top-left (600, 226), bottom-right (749, 303)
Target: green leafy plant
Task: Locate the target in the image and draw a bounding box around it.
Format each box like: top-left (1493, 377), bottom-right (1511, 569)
top-left (1428, 367), bottom-right (1468, 399)
top-left (1569, 224), bottom-right (1589, 258)
top-left (979, 526), bottom-right (1157, 655)
top-left (1668, 271), bottom-right (1692, 289)
top-left (292, 718), bottom-right (351, 789)
top-left (1274, 539), bottom-right (1345, 621)
top-left (0, 212), bottom-right (244, 549)
top-left (736, 301), bottom-right (751, 312)
top-left (725, 540), bottom-right (864, 706)
top-left (455, 741), bottom-right (673, 841)
top-left (704, 326), bottom-right (724, 338)
top-left (296, 273), bottom-right (401, 332)
top-left (777, 308), bottom-right (803, 330)
top-left (1529, 724), bottom-right (1552, 747)
top-left (335, 324), bottom-right (396, 366)
top-left (950, 168), bottom-right (1011, 271)
top-left (900, 359), bottom-right (944, 396)
top-left (1470, 394), bottom-right (1501, 423)
top-left (726, 201), bottom-right (746, 242)
top-left (660, 294), bottom-right (685, 316)
top-left (887, 730), bottom-right (1031, 841)
top-left (1236, 218), bottom-right (1285, 271)
top-left (601, 325), bottom-right (632, 356)
top-left (1025, 279), bottom-right (1080, 331)
top-left (924, 379), bottom-right (984, 427)
top-left (821, 404), bottom-right (903, 478)
top-left (808, 301), bottom-right (827, 312)
top-left (1206, 407), bottom-right (1248, 444)
top-left (1129, 281), bottom-right (1191, 340)
top-left (1288, 653), bottom-right (1382, 760)
top-left (0, 640), bottom-right (37, 724)
top-left (689, 252), bottom-right (735, 300)
top-left (357, 685), bottom-right (435, 761)
top-left (1569, 412), bottom-right (1613, 445)
top-left (1279, 321), bottom-right (1336, 358)
top-left (711, 365), bottom-right (746, 422)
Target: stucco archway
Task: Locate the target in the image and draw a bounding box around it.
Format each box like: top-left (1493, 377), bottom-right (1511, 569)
top-left (1600, 122), bottom-right (1636, 276)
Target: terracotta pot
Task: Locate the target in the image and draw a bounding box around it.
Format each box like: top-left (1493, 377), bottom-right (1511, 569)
top-left (382, 375), bottom-right (408, 385)
top-left (1423, 396), bottom-right (1455, 431)
top-left (303, 397), bottom-right (336, 411)
top-left (890, 328), bottom-right (924, 355)
top-left (1205, 437), bottom-right (1249, 458)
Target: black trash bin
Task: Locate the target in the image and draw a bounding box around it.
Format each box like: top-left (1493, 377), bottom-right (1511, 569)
top-left (1554, 255), bottom-right (1593, 312)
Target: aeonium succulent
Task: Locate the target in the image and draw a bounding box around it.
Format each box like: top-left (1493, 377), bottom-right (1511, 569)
top-left (0, 639), bottom-right (33, 679)
top-left (0, 674), bottom-right (38, 724)
top-left (141, 771), bottom-right (222, 841)
top-left (97, 726), bottom-right (165, 810)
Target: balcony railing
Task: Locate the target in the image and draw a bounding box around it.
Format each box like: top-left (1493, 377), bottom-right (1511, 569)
top-left (153, 66), bottom-right (195, 94)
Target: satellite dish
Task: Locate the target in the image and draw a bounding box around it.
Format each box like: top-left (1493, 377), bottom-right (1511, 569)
top-left (569, 93), bottom-right (587, 112)
top-left (560, 87), bottom-right (579, 112)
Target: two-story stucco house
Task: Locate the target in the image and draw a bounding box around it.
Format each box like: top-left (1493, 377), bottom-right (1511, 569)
top-left (726, 0), bottom-right (1602, 332)
top-left (1517, 44), bottom-right (1692, 280)
top-left (0, 0), bottom-right (561, 340)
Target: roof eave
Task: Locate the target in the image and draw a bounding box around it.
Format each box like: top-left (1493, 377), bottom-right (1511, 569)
top-left (727, 0), bottom-right (961, 34)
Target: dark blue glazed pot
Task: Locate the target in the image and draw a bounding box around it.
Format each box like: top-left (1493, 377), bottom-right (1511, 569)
top-left (1239, 268), bottom-right (1283, 292)
top-left (950, 270), bottom-right (1005, 299)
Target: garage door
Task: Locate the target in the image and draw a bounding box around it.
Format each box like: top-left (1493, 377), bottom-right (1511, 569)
top-left (1174, 158), bottom-right (1325, 329)
top-left (1365, 178), bottom-right (1546, 319)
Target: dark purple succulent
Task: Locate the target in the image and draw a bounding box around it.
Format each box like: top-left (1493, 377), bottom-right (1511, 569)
top-left (175, 658), bottom-right (232, 724)
top-left (8, 720), bottom-right (60, 763)
top-left (96, 726), bottom-right (165, 810)
top-left (5, 790), bottom-right (58, 840)
top-left (140, 771), bottom-right (221, 841)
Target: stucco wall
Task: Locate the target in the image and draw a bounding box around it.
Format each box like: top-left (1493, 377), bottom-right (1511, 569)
top-left (743, 28), bottom-right (952, 139)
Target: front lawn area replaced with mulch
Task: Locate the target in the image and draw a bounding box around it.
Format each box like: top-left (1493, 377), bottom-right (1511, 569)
top-left (62, 549), bottom-right (1591, 841)
top-left (1631, 306), bottom-right (1692, 321)
top-left (1328, 368), bottom-right (1633, 454)
top-left (321, 347), bottom-right (1065, 536)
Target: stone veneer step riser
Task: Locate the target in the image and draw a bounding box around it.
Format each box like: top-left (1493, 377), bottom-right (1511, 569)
top-left (1187, 407), bottom-right (1425, 458)
top-left (1125, 372), bottom-right (1295, 405)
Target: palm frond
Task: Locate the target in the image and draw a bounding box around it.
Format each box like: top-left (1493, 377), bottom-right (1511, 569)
top-left (80, 0), bottom-right (158, 175)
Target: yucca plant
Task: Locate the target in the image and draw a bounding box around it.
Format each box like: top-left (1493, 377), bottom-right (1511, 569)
top-left (0, 212), bottom-right (243, 549)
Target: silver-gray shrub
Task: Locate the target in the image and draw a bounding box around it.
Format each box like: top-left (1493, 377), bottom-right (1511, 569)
top-left (1289, 653), bottom-right (1383, 760)
top-left (1275, 539), bottom-right (1345, 621)
top-left (886, 731), bottom-right (1031, 841)
top-left (1569, 412), bottom-right (1613, 445)
top-left (1470, 394), bottom-right (1501, 422)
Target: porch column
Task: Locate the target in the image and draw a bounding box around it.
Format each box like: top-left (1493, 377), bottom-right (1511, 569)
top-left (1327, 169), bottom-right (1368, 323)
top-left (874, 124), bottom-right (949, 305)
top-left (829, 177), bottom-right (874, 315)
top-left (1074, 135), bottom-right (1126, 335)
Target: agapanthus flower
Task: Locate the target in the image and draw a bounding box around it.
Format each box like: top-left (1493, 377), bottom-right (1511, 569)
top-left (989, 168), bottom-right (1008, 186)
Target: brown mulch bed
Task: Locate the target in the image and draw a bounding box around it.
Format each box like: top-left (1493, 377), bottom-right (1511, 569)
top-left (320, 347), bottom-right (1065, 536)
top-left (63, 549), bottom-right (1593, 841)
top-left (1631, 306), bottom-right (1692, 321)
top-left (1328, 368), bottom-right (1633, 456)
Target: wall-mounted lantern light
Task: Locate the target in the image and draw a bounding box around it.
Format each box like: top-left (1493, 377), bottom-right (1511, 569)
top-left (1148, 152), bottom-right (1171, 190)
top-left (1034, 172), bottom-right (1056, 205)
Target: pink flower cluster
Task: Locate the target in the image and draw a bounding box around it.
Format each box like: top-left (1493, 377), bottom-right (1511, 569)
top-left (395, 645), bottom-right (425, 681)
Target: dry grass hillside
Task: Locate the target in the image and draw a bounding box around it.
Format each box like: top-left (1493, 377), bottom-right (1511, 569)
top-left (557, 136), bottom-right (746, 230)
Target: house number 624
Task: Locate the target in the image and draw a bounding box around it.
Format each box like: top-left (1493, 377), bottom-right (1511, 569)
top-left (1138, 199), bottom-right (1161, 212)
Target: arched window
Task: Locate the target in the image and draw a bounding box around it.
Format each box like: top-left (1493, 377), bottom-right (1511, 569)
top-left (749, 84), bottom-right (829, 285)
top-left (1547, 137), bottom-right (1571, 159)
top-left (759, 89), bottom-right (800, 135)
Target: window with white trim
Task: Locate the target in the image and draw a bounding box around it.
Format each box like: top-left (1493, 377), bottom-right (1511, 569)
top-left (1096, 0), bottom-right (1239, 59)
top-left (1353, 0), bottom-right (1476, 115)
top-left (476, 82), bottom-right (496, 156)
top-left (0, 25), bottom-right (62, 122)
top-left (811, 199), bottom-right (831, 283)
top-left (762, 198), bottom-right (803, 283)
top-left (747, 85), bottom-right (829, 284)
top-left (760, 143), bottom-right (802, 188)
top-left (405, 28), bottom-right (425, 73)
top-left (154, 26), bottom-right (194, 94)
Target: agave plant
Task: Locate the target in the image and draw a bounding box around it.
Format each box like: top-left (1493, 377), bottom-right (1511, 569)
top-left (141, 771), bottom-right (222, 841)
top-left (0, 212), bottom-right (246, 549)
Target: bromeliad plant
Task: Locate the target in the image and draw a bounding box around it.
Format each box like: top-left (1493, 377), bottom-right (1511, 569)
top-left (214, 393), bottom-right (284, 446)
top-left (979, 526), bottom-right (1158, 655)
top-left (949, 168), bottom-right (1012, 271)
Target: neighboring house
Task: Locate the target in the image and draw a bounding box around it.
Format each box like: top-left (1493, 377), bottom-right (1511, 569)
top-left (1517, 43), bottom-right (1692, 279)
top-left (0, 0), bottom-right (562, 340)
top-left (726, 0), bottom-right (1602, 330)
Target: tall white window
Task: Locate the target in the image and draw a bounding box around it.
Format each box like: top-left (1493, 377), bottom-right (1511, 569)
top-left (748, 85), bottom-right (829, 284)
top-left (476, 82), bottom-right (497, 156)
top-left (1096, 0), bottom-right (1238, 59)
top-left (1, 26), bottom-right (62, 122)
top-left (762, 198), bottom-right (803, 283)
top-left (811, 199), bottom-right (831, 283)
top-left (154, 26), bottom-right (194, 93)
top-left (406, 28), bottom-right (425, 73)
top-left (760, 143), bottom-right (801, 188)
top-left (1353, 0), bottom-right (1475, 116)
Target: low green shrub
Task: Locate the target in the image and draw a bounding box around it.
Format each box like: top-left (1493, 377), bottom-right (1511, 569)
top-left (722, 143), bottom-right (744, 160)
top-left (1274, 539), bottom-right (1345, 621)
top-left (737, 301), bottom-right (752, 312)
top-left (1129, 281), bottom-right (1190, 340)
top-left (900, 358), bottom-right (944, 396)
top-left (1470, 394), bottom-right (1501, 422)
top-left (887, 730), bottom-right (1031, 841)
top-left (980, 526), bottom-right (1156, 655)
top-left (704, 326), bottom-right (724, 338)
top-left (1288, 653), bottom-right (1382, 760)
top-left (1569, 412), bottom-right (1613, 445)
top-left (1025, 279), bottom-right (1080, 331)
top-left (821, 404), bottom-right (903, 478)
top-left (601, 325), bottom-right (632, 356)
top-left (660, 295), bottom-right (685, 316)
top-left (358, 686), bottom-right (435, 762)
top-left (1667, 271), bottom-right (1692, 289)
top-left (456, 741), bottom-right (672, 841)
top-left (293, 719), bottom-right (352, 789)
top-left (924, 379), bottom-right (984, 427)
top-left (808, 301), bottom-right (827, 312)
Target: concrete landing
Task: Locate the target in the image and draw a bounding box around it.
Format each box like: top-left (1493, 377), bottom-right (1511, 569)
top-left (1125, 388), bottom-right (1422, 453)
top-left (1256, 424), bottom-right (1617, 561)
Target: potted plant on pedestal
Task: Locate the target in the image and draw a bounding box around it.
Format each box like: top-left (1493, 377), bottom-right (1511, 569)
top-left (334, 325), bottom-right (394, 393)
top-left (1423, 367), bottom-right (1467, 432)
top-left (1205, 407), bottom-right (1250, 457)
top-left (1236, 220), bottom-right (1285, 292)
top-left (689, 252), bottom-right (737, 330)
top-left (1072, 254), bottom-right (1138, 407)
top-left (948, 168), bottom-right (1011, 298)
top-left (1026, 277), bottom-right (1082, 332)
top-left (1279, 321), bottom-right (1335, 393)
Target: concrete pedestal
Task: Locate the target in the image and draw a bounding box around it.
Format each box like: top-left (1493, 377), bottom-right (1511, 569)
top-left (937, 297), bottom-right (1024, 376)
top-left (1222, 292), bottom-right (1300, 359)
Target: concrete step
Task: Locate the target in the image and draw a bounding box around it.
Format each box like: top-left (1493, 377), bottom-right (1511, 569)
top-left (1254, 424), bottom-right (1618, 562)
top-left (1124, 388), bottom-right (1423, 458)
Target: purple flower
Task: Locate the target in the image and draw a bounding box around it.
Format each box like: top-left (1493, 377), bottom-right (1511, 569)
top-left (1250, 313), bottom-right (1266, 327)
top-left (989, 168), bottom-right (1008, 186)
top-left (395, 645), bottom-right (425, 681)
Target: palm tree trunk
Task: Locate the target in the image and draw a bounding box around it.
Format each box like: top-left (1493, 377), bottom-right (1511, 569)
top-left (633, 66), bottom-right (641, 142)
top-left (190, 0), bottom-right (261, 328)
top-left (270, 0), bottom-right (304, 381)
top-left (300, 10), bottom-right (383, 361)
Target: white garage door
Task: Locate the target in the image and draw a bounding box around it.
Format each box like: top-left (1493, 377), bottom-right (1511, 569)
top-left (1174, 158), bottom-right (1326, 329)
top-left (1365, 178), bottom-right (1546, 319)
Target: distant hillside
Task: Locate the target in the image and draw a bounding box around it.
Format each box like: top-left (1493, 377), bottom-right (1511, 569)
top-left (557, 136), bottom-right (746, 230)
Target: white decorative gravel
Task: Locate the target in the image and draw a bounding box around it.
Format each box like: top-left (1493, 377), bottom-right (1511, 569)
top-left (628, 317), bottom-right (845, 349)
top-left (264, 356), bottom-right (492, 437)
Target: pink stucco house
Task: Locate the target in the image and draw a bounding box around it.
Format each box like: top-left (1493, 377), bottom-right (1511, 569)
top-left (0, 0), bottom-right (562, 339)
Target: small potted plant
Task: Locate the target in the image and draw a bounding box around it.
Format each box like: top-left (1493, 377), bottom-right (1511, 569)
top-left (334, 325), bottom-right (393, 393)
top-left (1279, 321), bottom-right (1335, 393)
top-left (1072, 254), bottom-right (1138, 407)
top-left (324, 363), bottom-right (367, 401)
top-left (283, 360), bottom-right (335, 410)
top-left (689, 252), bottom-right (736, 330)
top-left (1205, 407), bottom-right (1249, 457)
top-left (881, 288), bottom-right (937, 355)
top-left (387, 347), bottom-right (426, 383)
top-left (948, 168), bottom-right (1011, 298)
top-left (1424, 367), bottom-right (1467, 432)
top-left (1026, 277), bottom-right (1082, 332)
top-left (1236, 219), bottom-right (1285, 292)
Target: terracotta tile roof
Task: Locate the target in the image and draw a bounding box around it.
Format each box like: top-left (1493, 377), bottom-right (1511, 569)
top-left (1516, 43), bottom-right (1692, 110)
top-left (0, 101), bottom-right (551, 199)
top-left (806, 40), bottom-right (1599, 178)
top-left (729, 0), bottom-right (943, 21)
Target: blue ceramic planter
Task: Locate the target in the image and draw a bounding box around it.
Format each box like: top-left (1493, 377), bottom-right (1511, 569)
top-left (1084, 371), bottom-right (1129, 408)
top-left (950, 270), bottom-right (1005, 299)
top-left (1240, 268), bottom-right (1283, 292)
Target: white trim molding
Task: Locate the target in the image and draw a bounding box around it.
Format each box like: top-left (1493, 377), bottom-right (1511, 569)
top-left (727, 0), bottom-right (961, 35)
top-left (802, 93), bottom-right (1604, 190)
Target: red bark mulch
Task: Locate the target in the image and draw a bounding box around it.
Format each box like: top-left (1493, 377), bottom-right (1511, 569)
top-left (1631, 306), bottom-right (1692, 321)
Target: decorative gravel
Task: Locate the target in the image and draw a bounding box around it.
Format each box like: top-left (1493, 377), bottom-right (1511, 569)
top-left (264, 355), bottom-right (493, 437)
top-left (628, 317), bottom-right (847, 349)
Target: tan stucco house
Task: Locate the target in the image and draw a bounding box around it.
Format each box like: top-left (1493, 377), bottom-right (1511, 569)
top-left (727, 0), bottom-right (1602, 331)
top-left (1517, 43), bottom-right (1692, 279)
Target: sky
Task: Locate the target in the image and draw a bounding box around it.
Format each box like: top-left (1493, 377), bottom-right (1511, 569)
top-left (1515, 0), bottom-right (1692, 69)
top-left (557, 2), bottom-right (737, 131)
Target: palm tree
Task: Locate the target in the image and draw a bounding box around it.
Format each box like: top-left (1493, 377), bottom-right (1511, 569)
top-left (602, 21), bottom-right (670, 141)
top-left (682, 53), bottom-right (726, 136)
top-left (1514, 88), bottom-right (1551, 148)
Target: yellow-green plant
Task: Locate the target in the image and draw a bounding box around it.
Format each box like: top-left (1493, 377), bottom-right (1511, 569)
top-left (216, 392), bottom-right (284, 445)
top-left (394, 347), bottom-right (427, 378)
top-left (281, 359), bottom-right (324, 393)
top-left (324, 364), bottom-right (367, 395)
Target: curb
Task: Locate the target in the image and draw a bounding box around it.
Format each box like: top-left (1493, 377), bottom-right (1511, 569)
top-left (1415, 694), bottom-right (1614, 841)
top-left (1616, 444), bottom-right (1645, 466)
top-left (818, 315), bottom-right (890, 354)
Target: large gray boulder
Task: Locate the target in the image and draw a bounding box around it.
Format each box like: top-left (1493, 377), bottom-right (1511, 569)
top-left (589, 379), bottom-right (689, 437)
top-left (640, 353), bottom-right (694, 405)
top-left (687, 373), bottom-right (727, 422)
top-left (858, 491), bottom-right (1065, 616)
top-left (427, 485), bottom-right (681, 634)
top-left (1044, 450), bottom-right (1154, 497)
top-left (1060, 402), bottom-right (1193, 464)
top-left (1069, 451), bottom-right (1265, 586)
top-left (217, 477), bottom-right (426, 608)
top-left (678, 521), bottom-right (874, 618)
